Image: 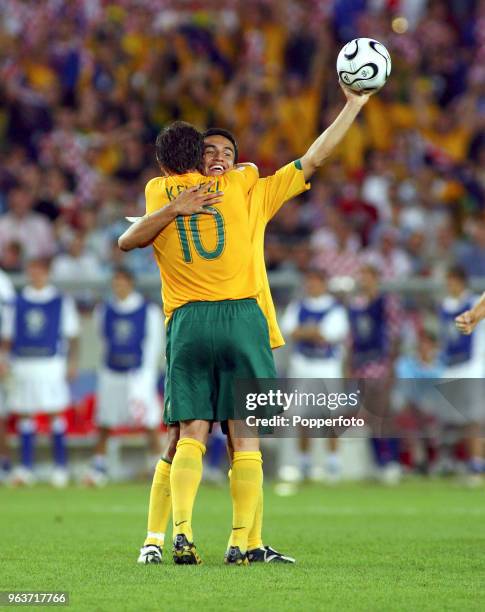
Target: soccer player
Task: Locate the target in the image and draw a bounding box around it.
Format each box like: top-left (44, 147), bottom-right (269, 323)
top-left (440, 266), bottom-right (485, 481)
top-left (279, 268), bottom-right (349, 483)
top-left (0, 268), bottom-right (15, 481)
top-left (0, 258), bottom-right (79, 487)
top-left (84, 267), bottom-right (163, 486)
top-left (122, 85), bottom-right (372, 564)
top-left (347, 263), bottom-right (401, 484)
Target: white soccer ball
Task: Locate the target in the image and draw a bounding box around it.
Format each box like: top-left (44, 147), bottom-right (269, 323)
top-left (336, 38), bottom-right (391, 93)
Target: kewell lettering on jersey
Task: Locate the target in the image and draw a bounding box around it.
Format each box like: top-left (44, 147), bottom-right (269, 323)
top-left (348, 295), bottom-right (387, 366)
top-left (296, 301), bottom-right (337, 360)
top-left (103, 302), bottom-right (148, 371)
top-left (13, 294), bottom-right (62, 357)
top-left (164, 181), bottom-right (220, 202)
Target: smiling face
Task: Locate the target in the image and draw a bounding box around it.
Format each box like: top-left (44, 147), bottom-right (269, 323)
top-left (202, 135), bottom-right (236, 176)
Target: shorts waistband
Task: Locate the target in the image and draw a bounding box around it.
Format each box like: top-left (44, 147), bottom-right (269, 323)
top-left (179, 298), bottom-right (257, 309)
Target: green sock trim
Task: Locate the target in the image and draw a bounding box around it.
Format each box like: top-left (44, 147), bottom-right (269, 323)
top-left (294, 159), bottom-right (302, 170)
top-left (161, 456), bottom-right (173, 465)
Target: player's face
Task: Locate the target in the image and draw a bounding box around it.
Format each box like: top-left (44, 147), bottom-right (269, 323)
top-left (112, 274), bottom-right (133, 300)
top-left (27, 262), bottom-right (49, 289)
top-left (359, 268), bottom-right (379, 293)
top-left (202, 136), bottom-right (236, 176)
top-left (446, 275), bottom-right (465, 297)
top-left (418, 336), bottom-right (437, 363)
top-left (304, 274), bottom-right (327, 297)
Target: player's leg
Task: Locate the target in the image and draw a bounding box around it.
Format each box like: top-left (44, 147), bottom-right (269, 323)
top-left (165, 303), bottom-right (215, 564)
top-left (84, 426), bottom-right (111, 486)
top-left (466, 423), bottom-right (483, 485)
top-left (170, 419), bottom-right (209, 564)
top-left (0, 416), bottom-right (12, 481)
top-left (204, 426), bottom-right (226, 483)
top-left (138, 424), bottom-right (179, 564)
top-left (226, 429), bottom-right (294, 564)
top-left (7, 362), bottom-right (37, 485)
top-left (325, 436), bottom-right (342, 483)
top-left (225, 422), bottom-right (262, 564)
top-left (214, 299), bottom-right (276, 564)
top-left (145, 427), bottom-right (162, 471)
top-left (225, 427), bottom-right (292, 563)
top-left (49, 413), bottom-right (69, 488)
top-left (298, 428), bottom-right (312, 480)
top-left (86, 368), bottom-right (125, 486)
top-left (11, 414), bottom-right (37, 486)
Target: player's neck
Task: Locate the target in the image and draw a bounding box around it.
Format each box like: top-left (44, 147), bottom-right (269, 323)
top-left (163, 168), bottom-right (199, 177)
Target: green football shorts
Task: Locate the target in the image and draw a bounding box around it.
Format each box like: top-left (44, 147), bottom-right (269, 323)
top-left (163, 298), bottom-right (276, 425)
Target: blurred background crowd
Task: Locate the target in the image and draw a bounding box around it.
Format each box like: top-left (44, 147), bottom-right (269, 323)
top-left (1, 0), bottom-right (485, 286)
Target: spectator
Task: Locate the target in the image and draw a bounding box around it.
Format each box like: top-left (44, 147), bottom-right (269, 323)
top-left (458, 218), bottom-right (485, 278)
top-left (364, 226), bottom-right (412, 281)
top-left (0, 187), bottom-right (55, 259)
top-left (51, 231), bottom-right (103, 283)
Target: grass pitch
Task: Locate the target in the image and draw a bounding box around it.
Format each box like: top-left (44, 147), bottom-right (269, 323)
top-left (1, 480), bottom-right (485, 611)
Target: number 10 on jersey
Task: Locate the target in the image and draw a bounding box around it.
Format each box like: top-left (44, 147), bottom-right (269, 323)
top-left (175, 209), bottom-right (226, 262)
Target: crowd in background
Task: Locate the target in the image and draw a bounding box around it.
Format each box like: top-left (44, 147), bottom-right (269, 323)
top-left (1, 0), bottom-right (485, 287)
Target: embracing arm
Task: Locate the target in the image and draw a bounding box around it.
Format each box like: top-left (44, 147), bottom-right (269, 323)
top-left (300, 85), bottom-right (372, 181)
top-left (118, 182), bottom-right (223, 251)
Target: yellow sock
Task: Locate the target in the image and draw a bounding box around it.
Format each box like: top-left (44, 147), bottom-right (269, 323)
top-left (170, 438), bottom-right (205, 542)
top-left (247, 486), bottom-right (263, 550)
top-left (144, 459), bottom-right (172, 548)
top-left (229, 451), bottom-right (263, 552)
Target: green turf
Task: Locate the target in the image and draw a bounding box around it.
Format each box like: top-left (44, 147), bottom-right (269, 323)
top-left (1, 481), bottom-right (485, 611)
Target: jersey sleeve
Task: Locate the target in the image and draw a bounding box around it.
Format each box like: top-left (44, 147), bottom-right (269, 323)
top-left (93, 303), bottom-right (104, 336)
top-left (321, 306), bottom-right (349, 343)
top-left (0, 271), bottom-right (15, 304)
top-left (254, 161), bottom-right (311, 222)
top-left (141, 303), bottom-right (164, 372)
top-left (1, 301), bottom-right (15, 341)
top-left (226, 164), bottom-right (259, 193)
top-left (145, 178), bottom-right (169, 215)
top-left (279, 301), bottom-right (300, 336)
top-left (61, 296), bottom-right (80, 338)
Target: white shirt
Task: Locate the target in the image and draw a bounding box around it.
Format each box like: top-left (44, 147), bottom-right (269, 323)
top-left (0, 269), bottom-right (15, 305)
top-left (51, 252), bottom-right (104, 282)
top-left (0, 213), bottom-right (55, 258)
top-left (280, 294), bottom-right (349, 345)
top-left (95, 292), bottom-right (164, 373)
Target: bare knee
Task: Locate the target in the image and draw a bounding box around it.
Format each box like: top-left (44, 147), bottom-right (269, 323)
top-left (231, 437), bottom-right (260, 452)
top-left (179, 420), bottom-right (210, 445)
top-left (228, 421), bottom-right (260, 452)
top-left (163, 425), bottom-right (180, 461)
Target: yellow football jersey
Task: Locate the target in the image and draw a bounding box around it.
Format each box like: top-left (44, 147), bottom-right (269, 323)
top-left (248, 161), bottom-right (310, 349)
top-left (145, 166), bottom-right (259, 320)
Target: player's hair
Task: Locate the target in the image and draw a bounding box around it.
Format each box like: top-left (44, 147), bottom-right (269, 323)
top-left (203, 128), bottom-right (239, 163)
top-left (26, 257), bottom-right (51, 270)
top-left (155, 121), bottom-right (204, 174)
top-left (113, 266), bottom-right (134, 283)
top-left (446, 265), bottom-right (468, 285)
